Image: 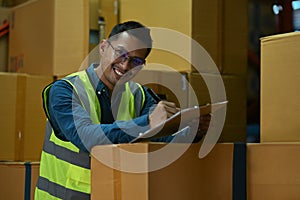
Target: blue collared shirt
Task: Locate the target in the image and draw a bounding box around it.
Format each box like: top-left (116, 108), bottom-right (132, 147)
top-left (47, 64), bottom-right (174, 152)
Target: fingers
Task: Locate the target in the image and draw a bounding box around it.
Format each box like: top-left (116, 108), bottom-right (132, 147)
top-left (159, 101), bottom-right (180, 117)
top-left (148, 104), bottom-right (167, 128)
top-left (148, 100), bottom-right (180, 128)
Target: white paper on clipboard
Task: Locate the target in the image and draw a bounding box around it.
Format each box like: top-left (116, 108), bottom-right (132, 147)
top-left (130, 101), bottom-right (228, 143)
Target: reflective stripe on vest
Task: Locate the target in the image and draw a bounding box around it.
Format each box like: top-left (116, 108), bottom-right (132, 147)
top-left (35, 70), bottom-right (145, 199)
top-left (35, 122), bottom-right (91, 199)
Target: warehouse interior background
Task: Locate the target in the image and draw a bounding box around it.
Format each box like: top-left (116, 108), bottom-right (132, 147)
top-left (1, 0), bottom-right (300, 143)
top-left (1, 0), bottom-right (300, 199)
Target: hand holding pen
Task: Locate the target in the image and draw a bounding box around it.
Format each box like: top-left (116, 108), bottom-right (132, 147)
top-left (147, 88), bottom-right (180, 128)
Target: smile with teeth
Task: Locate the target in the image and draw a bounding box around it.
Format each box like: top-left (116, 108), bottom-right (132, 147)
top-left (113, 66), bottom-right (125, 77)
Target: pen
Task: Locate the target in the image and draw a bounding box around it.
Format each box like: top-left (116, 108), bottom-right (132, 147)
top-left (147, 88), bottom-right (161, 103)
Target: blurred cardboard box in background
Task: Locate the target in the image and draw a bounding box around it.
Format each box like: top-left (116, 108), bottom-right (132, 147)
top-left (133, 66), bottom-right (189, 108)
top-left (8, 0), bottom-right (89, 76)
top-left (119, 0), bottom-right (247, 75)
top-left (133, 68), bottom-right (246, 142)
top-left (0, 162), bottom-right (39, 200)
top-left (0, 73), bottom-right (52, 161)
top-left (260, 32), bottom-right (300, 142)
top-left (188, 72), bottom-right (247, 142)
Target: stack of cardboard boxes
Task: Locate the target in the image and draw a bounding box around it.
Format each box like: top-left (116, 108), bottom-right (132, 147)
top-left (0, 0), bottom-right (89, 199)
top-left (2, 0), bottom-right (300, 199)
top-left (247, 31), bottom-right (300, 199)
top-left (90, 31), bottom-right (300, 200)
top-left (121, 0), bottom-right (248, 142)
top-left (90, 1), bottom-right (300, 200)
top-left (91, 0), bottom-right (248, 199)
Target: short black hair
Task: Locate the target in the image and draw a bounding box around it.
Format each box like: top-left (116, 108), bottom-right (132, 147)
top-left (108, 21), bottom-right (152, 58)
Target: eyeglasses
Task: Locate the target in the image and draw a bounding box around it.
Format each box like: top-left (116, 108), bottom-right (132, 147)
top-left (107, 40), bottom-right (146, 68)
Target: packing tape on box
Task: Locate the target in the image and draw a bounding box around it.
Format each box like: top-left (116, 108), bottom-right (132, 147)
top-left (24, 162), bottom-right (32, 200)
top-left (232, 143), bottom-right (246, 200)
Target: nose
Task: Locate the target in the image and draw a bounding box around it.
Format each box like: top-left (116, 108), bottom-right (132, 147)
top-left (119, 57), bottom-right (131, 70)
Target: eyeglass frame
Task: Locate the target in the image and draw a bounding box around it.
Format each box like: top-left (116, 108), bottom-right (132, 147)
top-left (106, 40), bottom-right (146, 68)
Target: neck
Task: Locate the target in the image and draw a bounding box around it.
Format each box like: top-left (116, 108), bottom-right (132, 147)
top-left (94, 65), bottom-right (114, 91)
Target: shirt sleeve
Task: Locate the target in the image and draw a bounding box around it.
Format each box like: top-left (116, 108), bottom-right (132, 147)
top-left (47, 80), bottom-right (154, 153)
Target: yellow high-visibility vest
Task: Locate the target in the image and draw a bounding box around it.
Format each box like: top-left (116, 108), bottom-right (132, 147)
top-left (35, 70), bottom-right (145, 199)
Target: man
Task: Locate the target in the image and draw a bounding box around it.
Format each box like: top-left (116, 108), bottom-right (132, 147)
top-left (35, 21), bottom-right (209, 199)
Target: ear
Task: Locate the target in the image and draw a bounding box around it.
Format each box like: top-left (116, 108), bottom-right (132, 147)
top-left (99, 39), bottom-right (107, 56)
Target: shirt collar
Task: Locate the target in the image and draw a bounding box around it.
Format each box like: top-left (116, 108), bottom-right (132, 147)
top-left (86, 64), bottom-right (107, 92)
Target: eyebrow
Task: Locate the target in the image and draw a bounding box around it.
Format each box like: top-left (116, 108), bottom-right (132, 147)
top-left (112, 43), bottom-right (128, 52)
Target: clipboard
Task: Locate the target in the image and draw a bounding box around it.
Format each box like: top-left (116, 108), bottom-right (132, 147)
top-left (130, 101), bottom-right (228, 143)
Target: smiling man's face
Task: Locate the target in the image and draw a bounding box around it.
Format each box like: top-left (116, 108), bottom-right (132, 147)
top-left (96, 31), bottom-right (148, 90)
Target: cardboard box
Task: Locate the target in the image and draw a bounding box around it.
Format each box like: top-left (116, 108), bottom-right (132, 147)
top-left (0, 162), bottom-right (39, 200)
top-left (0, 7), bottom-right (11, 72)
top-left (133, 66), bottom-right (189, 108)
top-left (99, 0), bottom-right (118, 39)
top-left (91, 143), bottom-right (239, 200)
top-left (260, 32), bottom-right (300, 142)
top-left (119, 0), bottom-right (247, 75)
top-left (0, 73), bottom-right (52, 161)
top-left (89, 0), bottom-right (99, 30)
top-left (247, 143), bottom-right (300, 200)
top-left (188, 72), bottom-right (247, 142)
top-left (192, 0), bottom-right (248, 75)
top-left (120, 0), bottom-right (192, 72)
top-left (8, 0), bottom-right (89, 76)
